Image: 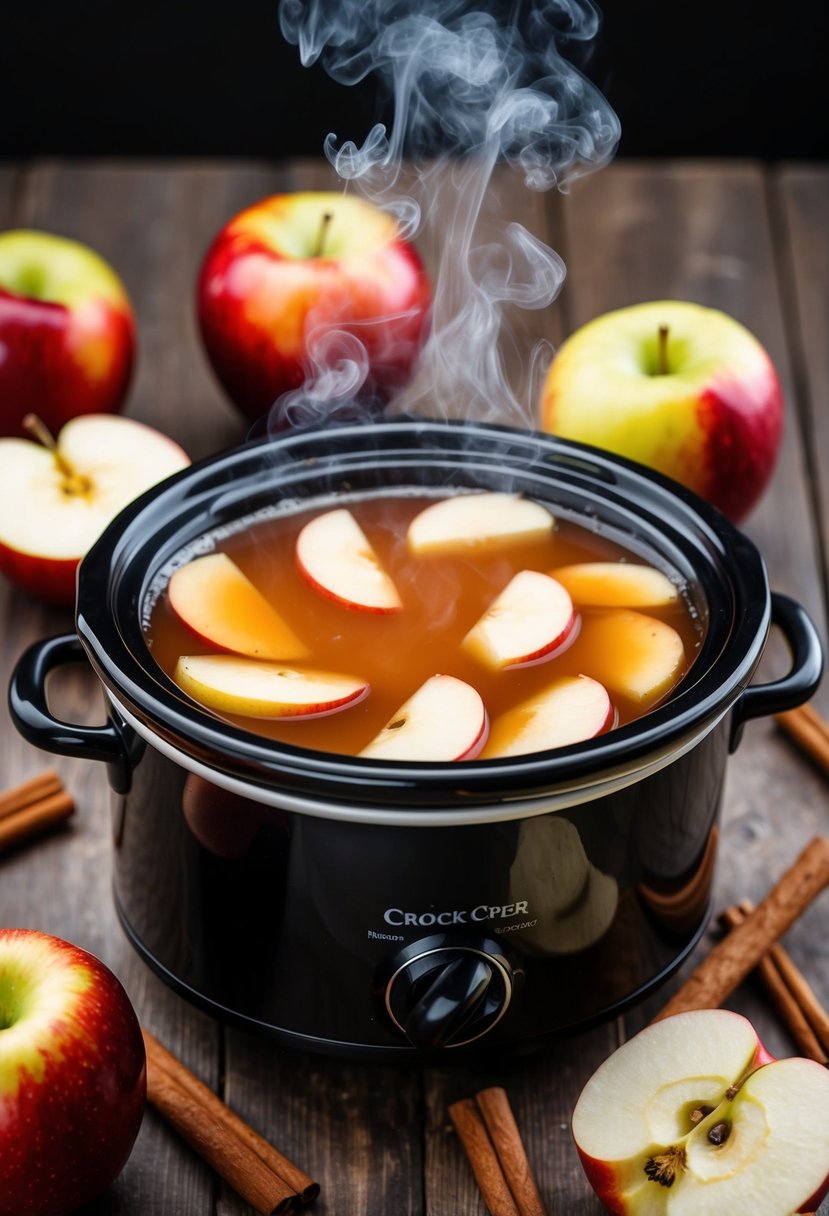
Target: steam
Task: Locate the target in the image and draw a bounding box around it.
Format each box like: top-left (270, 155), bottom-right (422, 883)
top-left (276, 0), bottom-right (620, 429)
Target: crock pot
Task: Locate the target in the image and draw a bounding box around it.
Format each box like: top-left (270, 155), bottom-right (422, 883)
top-left (8, 419), bottom-right (823, 1060)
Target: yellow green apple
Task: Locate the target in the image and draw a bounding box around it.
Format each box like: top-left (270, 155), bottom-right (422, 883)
top-left (538, 300), bottom-right (784, 522)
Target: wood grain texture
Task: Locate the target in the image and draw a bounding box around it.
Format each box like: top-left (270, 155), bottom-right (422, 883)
top-left (0, 159), bottom-right (827, 1216)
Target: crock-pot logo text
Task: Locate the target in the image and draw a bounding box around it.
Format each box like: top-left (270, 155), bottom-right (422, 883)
top-left (384, 902), bottom-right (530, 928)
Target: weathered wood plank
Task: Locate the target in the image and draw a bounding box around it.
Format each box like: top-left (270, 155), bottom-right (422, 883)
top-left (774, 165), bottom-right (829, 616)
top-left (550, 161), bottom-right (828, 1081)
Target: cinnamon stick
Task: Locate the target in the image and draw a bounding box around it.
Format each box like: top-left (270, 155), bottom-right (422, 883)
top-left (475, 1088), bottom-right (550, 1216)
top-left (0, 769), bottom-right (62, 819)
top-left (776, 703), bottom-right (829, 777)
top-left (652, 836), bottom-right (829, 1023)
top-left (145, 1058), bottom-right (296, 1214)
top-left (143, 1029), bottom-right (318, 1209)
top-left (449, 1098), bottom-right (521, 1216)
top-left (734, 898), bottom-right (829, 1051)
top-left (719, 904), bottom-right (828, 1064)
top-left (0, 790), bottom-right (75, 853)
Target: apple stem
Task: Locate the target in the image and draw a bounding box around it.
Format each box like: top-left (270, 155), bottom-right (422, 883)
top-left (22, 413), bottom-right (91, 496)
top-left (657, 325), bottom-right (670, 375)
top-left (314, 212), bottom-right (334, 258)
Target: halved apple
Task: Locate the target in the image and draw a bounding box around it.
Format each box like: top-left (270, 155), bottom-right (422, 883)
top-left (571, 1008), bottom-right (829, 1216)
top-left (359, 674), bottom-right (488, 761)
top-left (173, 655), bottom-right (368, 719)
top-left (462, 569), bottom-right (576, 669)
top-left (295, 508), bottom-right (402, 613)
top-left (580, 609), bottom-right (686, 705)
top-left (483, 675), bottom-right (614, 758)
top-left (168, 553), bottom-right (308, 660)
top-left (407, 491), bottom-right (554, 555)
top-left (550, 561), bottom-right (679, 608)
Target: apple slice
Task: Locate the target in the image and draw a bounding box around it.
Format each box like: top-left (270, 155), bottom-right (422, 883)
top-left (462, 570), bottom-right (576, 669)
top-left (581, 609), bottom-right (686, 705)
top-left (174, 655), bottom-right (368, 719)
top-left (483, 675), bottom-right (614, 758)
top-left (571, 1008), bottom-right (829, 1216)
top-left (550, 561), bottom-right (679, 608)
top-left (295, 507), bottom-right (402, 612)
top-left (359, 674), bottom-right (488, 761)
top-left (407, 491), bottom-right (554, 555)
top-left (168, 552), bottom-right (308, 659)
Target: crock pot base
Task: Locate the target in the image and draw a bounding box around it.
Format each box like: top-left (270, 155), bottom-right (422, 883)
top-left (114, 888), bottom-right (712, 1062)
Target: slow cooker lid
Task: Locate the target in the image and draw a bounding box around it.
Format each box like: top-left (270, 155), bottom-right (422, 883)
top-left (75, 419), bottom-right (771, 808)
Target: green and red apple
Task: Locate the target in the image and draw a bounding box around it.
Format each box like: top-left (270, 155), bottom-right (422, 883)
top-left (0, 413), bottom-right (190, 605)
top-left (196, 191), bottom-right (432, 424)
top-left (0, 927), bottom-right (146, 1216)
top-left (571, 1007), bottom-right (829, 1215)
top-left (0, 229), bottom-right (136, 438)
top-left (538, 300), bottom-right (784, 523)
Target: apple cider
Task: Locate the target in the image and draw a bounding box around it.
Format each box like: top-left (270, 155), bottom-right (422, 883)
top-left (144, 491), bottom-right (704, 760)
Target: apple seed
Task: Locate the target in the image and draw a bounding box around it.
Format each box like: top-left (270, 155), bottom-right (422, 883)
top-left (707, 1121), bottom-right (732, 1146)
top-left (689, 1103), bottom-right (715, 1126)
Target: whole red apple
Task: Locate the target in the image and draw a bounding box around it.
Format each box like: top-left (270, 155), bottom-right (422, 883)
top-left (0, 229), bottom-right (136, 438)
top-left (196, 191), bottom-right (431, 424)
top-left (538, 300), bottom-right (784, 523)
top-left (0, 928), bottom-right (146, 1216)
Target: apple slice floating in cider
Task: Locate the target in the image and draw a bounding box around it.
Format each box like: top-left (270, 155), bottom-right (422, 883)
top-left (571, 1008), bottom-right (829, 1216)
top-left (483, 675), bottom-right (614, 758)
top-left (359, 674), bottom-right (488, 761)
top-left (550, 561), bottom-right (679, 608)
top-left (168, 552), bottom-right (308, 660)
top-left (407, 491), bottom-right (554, 555)
top-left (174, 655), bottom-right (369, 719)
top-left (462, 569), bottom-right (576, 669)
top-left (580, 609), bottom-right (686, 705)
top-left (296, 507), bottom-right (402, 613)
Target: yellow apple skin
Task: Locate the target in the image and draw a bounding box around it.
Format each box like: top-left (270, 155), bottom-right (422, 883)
top-left (538, 300), bottom-right (784, 523)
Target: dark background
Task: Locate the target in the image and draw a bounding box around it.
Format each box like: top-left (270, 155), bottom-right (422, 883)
top-left (3, 0), bottom-right (827, 161)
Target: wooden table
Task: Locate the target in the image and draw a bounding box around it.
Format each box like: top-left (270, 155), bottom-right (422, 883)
top-left (1, 157), bottom-right (828, 1214)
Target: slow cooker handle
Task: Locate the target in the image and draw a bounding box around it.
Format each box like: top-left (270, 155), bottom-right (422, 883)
top-left (8, 633), bottom-right (138, 794)
top-left (729, 592), bottom-right (824, 752)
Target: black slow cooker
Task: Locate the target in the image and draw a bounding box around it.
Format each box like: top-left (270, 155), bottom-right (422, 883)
top-left (8, 420), bottom-right (823, 1060)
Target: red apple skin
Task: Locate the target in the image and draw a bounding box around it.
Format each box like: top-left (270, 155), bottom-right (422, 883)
top-left (694, 363), bottom-right (784, 523)
top-left (0, 287), bottom-right (135, 439)
top-left (0, 546), bottom-right (77, 606)
top-left (196, 192), bottom-right (432, 423)
top-left (0, 928), bottom-right (146, 1216)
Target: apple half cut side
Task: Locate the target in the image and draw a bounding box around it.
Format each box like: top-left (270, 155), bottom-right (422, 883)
top-left (168, 552), bottom-right (308, 660)
top-left (174, 655), bottom-right (369, 719)
top-left (295, 507), bottom-right (402, 613)
top-left (482, 675), bottom-right (614, 759)
top-left (579, 609), bottom-right (686, 706)
top-left (462, 569), bottom-right (577, 669)
top-left (550, 561), bottom-right (680, 608)
top-left (407, 491), bottom-right (554, 556)
top-left (571, 1008), bottom-right (829, 1216)
top-left (358, 674), bottom-right (488, 761)
top-left (0, 413), bottom-right (190, 605)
